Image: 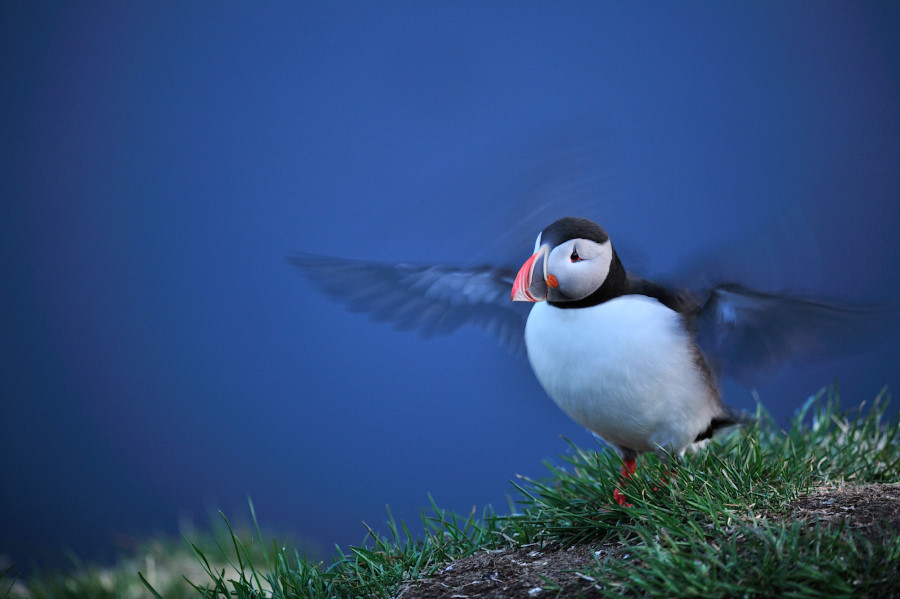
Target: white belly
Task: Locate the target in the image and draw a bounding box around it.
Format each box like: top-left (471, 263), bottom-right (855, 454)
top-left (524, 295), bottom-right (717, 454)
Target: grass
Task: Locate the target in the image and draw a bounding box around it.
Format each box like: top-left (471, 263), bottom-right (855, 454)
top-left (4, 385), bottom-right (899, 598)
top-left (2, 517), bottom-right (306, 599)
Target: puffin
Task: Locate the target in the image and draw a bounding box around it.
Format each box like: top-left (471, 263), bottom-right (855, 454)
top-left (289, 215), bottom-right (886, 505)
top-left (511, 217), bottom-right (739, 503)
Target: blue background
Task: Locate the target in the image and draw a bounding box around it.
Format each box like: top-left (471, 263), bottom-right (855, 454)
top-left (2, 2), bottom-right (899, 569)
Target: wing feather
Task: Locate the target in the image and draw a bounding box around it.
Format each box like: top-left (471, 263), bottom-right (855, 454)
top-left (696, 284), bottom-right (896, 384)
top-left (287, 253), bottom-right (530, 354)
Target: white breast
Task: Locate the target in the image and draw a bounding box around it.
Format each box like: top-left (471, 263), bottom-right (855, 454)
top-left (524, 295), bottom-right (717, 455)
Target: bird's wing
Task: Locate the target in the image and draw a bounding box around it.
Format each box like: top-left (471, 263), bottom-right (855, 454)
top-left (287, 253), bottom-right (530, 354)
top-left (695, 284), bottom-right (895, 385)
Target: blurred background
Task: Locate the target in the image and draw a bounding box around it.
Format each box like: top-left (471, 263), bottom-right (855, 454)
top-left (2, 2), bottom-right (899, 571)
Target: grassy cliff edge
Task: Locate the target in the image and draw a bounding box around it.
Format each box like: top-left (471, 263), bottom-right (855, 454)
top-left (6, 386), bottom-right (899, 598)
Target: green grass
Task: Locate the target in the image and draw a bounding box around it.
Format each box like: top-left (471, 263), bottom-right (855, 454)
top-left (512, 386), bottom-right (899, 546)
top-left (2, 517), bottom-right (308, 599)
top-left (5, 386), bottom-right (899, 598)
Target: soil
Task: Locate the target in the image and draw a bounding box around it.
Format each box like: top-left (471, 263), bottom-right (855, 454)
top-left (394, 483), bottom-right (900, 599)
top-left (774, 482), bottom-right (900, 543)
top-left (394, 541), bottom-right (614, 599)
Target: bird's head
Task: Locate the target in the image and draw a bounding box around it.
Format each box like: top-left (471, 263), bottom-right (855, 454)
top-left (511, 216), bottom-right (622, 304)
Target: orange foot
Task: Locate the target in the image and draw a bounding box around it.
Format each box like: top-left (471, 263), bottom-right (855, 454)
top-left (613, 487), bottom-right (631, 506)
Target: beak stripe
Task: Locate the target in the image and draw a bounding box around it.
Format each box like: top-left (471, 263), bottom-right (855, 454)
top-left (511, 245), bottom-right (550, 302)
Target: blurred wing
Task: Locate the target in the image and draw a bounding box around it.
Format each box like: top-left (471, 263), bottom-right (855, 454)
top-left (697, 284), bottom-right (895, 385)
top-left (287, 253), bottom-right (531, 354)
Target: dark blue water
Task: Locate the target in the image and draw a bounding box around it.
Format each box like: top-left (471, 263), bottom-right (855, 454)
top-left (2, 2), bottom-right (899, 571)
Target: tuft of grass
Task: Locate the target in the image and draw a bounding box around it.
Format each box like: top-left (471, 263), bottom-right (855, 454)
top-left (583, 517), bottom-right (900, 598)
top-left (5, 385), bottom-right (898, 598)
top-left (514, 386), bottom-right (900, 597)
top-left (134, 498), bottom-right (509, 599)
top-left (2, 513), bottom-right (309, 599)
top-left (510, 386), bottom-right (899, 547)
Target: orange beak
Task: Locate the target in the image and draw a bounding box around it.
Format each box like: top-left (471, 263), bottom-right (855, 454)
top-left (511, 245), bottom-right (550, 302)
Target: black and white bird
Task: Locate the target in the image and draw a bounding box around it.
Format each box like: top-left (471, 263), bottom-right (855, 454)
top-left (289, 216), bottom-right (886, 504)
top-left (510, 217), bottom-right (740, 503)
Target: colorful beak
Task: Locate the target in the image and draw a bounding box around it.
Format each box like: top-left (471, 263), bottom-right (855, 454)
top-left (511, 245), bottom-right (550, 302)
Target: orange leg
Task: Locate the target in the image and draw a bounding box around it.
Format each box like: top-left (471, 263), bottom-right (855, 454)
top-left (613, 458), bottom-right (637, 506)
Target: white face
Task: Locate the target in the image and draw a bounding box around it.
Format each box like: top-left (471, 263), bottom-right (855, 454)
top-left (546, 238), bottom-right (613, 302)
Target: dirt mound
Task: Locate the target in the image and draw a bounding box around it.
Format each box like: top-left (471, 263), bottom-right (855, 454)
top-left (396, 483), bottom-right (900, 599)
top-left (778, 482), bottom-right (900, 542)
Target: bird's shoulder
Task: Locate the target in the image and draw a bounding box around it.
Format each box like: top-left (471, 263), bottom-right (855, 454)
top-left (624, 275), bottom-right (701, 315)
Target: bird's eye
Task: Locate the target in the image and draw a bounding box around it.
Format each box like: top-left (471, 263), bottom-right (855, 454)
top-left (570, 248), bottom-right (581, 262)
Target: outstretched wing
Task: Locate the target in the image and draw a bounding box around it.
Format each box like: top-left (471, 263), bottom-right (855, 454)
top-left (696, 284), bottom-right (895, 385)
top-left (287, 253), bottom-right (531, 354)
